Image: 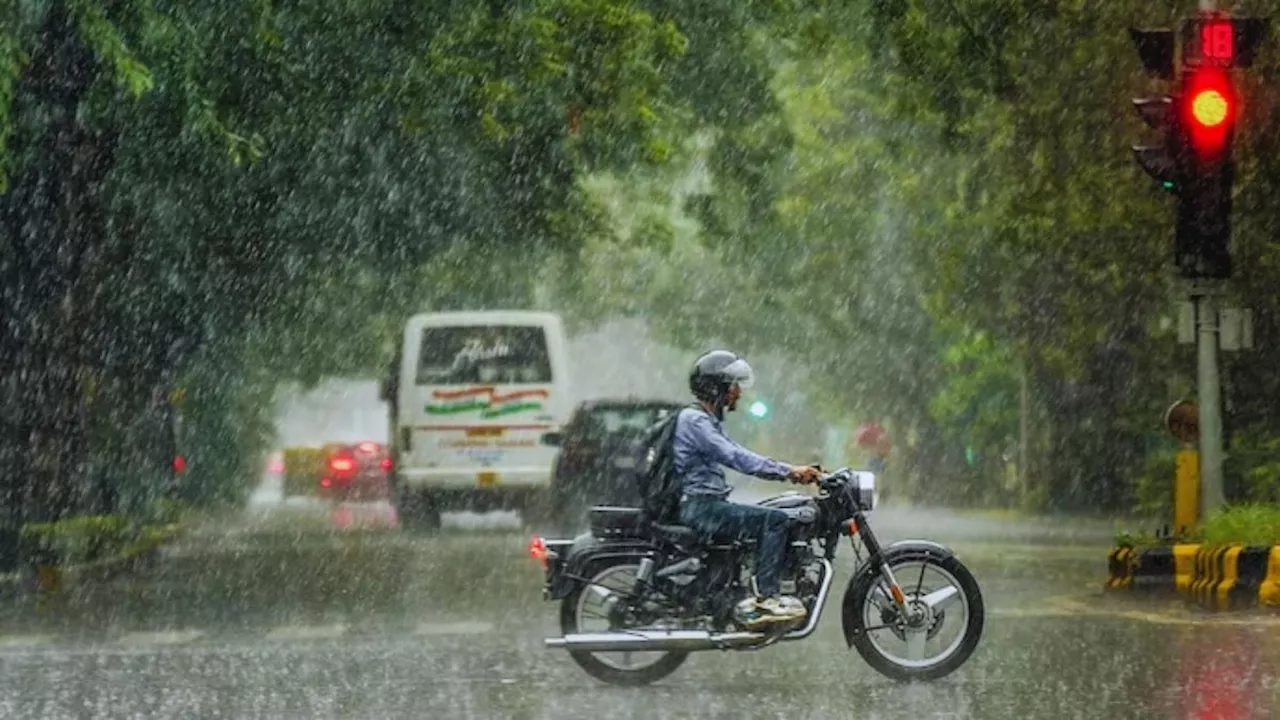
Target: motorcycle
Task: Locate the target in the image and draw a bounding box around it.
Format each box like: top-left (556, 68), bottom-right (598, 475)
top-left (528, 467), bottom-right (984, 686)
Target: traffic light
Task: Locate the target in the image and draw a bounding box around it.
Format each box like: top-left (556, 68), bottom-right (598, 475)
top-left (1130, 29), bottom-right (1179, 193)
top-left (1129, 14), bottom-right (1268, 281)
top-left (1176, 65), bottom-right (1236, 279)
top-left (748, 400), bottom-right (769, 419)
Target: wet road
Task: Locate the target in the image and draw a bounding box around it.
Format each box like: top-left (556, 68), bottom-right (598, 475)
top-left (0, 498), bottom-right (1277, 719)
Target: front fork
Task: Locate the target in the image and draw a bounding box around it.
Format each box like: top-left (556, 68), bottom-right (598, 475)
top-left (845, 512), bottom-right (919, 622)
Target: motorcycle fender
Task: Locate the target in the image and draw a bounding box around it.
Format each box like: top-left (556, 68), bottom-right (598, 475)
top-left (840, 540), bottom-right (959, 647)
top-left (545, 534), bottom-right (653, 601)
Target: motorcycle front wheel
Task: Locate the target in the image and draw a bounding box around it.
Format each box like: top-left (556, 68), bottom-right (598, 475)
top-left (844, 547), bottom-right (985, 682)
top-left (559, 559), bottom-right (689, 686)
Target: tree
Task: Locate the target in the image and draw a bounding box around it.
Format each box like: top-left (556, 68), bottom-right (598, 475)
top-left (0, 0), bottom-right (695, 523)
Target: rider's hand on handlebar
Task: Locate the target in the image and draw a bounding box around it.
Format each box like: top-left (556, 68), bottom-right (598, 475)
top-left (787, 464), bottom-right (823, 484)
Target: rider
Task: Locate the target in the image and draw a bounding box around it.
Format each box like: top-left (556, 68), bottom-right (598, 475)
top-left (673, 350), bottom-right (823, 628)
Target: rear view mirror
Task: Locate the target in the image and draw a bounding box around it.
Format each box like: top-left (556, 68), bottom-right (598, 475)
top-left (541, 432), bottom-right (563, 447)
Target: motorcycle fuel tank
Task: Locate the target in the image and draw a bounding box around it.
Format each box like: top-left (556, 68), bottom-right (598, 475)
top-left (756, 491), bottom-right (817, 523)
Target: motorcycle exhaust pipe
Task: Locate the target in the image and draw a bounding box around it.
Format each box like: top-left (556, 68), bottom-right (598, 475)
top-left (544, 630), bottom-right (764, 653)
top-left (545, 558), bottom-right (835, 654)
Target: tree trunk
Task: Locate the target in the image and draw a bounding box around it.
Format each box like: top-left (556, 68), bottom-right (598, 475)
top-left (0, 4), bottom-right (115, 524)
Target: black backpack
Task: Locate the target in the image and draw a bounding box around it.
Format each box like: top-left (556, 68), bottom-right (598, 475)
top-left (635, 404), bottom-right (700, 524)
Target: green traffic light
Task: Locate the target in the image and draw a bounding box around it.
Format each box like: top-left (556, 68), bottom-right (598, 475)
top-left (748, 401), bottom-right (768, 419)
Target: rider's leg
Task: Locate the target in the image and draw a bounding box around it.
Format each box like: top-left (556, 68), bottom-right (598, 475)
top-left (678, 499), bottom-right (805, 625)
top-left (752, 505), bottom-right (789, 597)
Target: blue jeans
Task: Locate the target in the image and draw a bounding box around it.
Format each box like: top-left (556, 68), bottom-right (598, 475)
top-left (678, 497), bottom-right (789, 597)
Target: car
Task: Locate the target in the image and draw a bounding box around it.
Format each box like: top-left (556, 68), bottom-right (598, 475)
top-left (540, 399), bottom-right (684, 528)
top-left (317, 441), bottom-right (393, 502)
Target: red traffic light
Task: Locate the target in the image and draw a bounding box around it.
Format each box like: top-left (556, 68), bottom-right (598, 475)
top-left (1191, 88), bottom-right (1229, 128)
top-left (1181, 68), bottom-right (1235, 157)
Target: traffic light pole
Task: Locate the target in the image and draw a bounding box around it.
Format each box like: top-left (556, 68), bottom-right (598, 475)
top-left (1130, 10), bottom-right (1268, 521)
top-left (1193, 283), bottom-right (1225, 516)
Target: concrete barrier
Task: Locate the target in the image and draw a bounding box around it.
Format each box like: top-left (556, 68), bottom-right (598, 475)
top-left (1173, 543), bottom-right (1199, 594)
top-left (1131, 546), bottom-right (1176, 592)
top-left (1259, 547), bottom-right (1280, 607)
top-left (1106, 546), bottom-right (1136, 589)
top-left (1112, 542), bottom-right (1280, 611)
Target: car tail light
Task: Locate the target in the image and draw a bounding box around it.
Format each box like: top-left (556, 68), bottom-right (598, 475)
top-left (330, 455), bottom-right (355, 474)
top-left (357, 441), bottom-right (380, 455)
top-left (380, 457), bottom-right (393, 472)
top-left (320, 477), bottom-right (332, 488)
top-left (266, 458), bottom-right (285, 474)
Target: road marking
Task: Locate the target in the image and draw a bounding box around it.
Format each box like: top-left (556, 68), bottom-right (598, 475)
top-left (416, 620), bottom-right (495, 636)
top-left (0, 635), bottom-right (54, 648)
top-left (266, 624), bottom-right (349, 641)
top-left (117, 630), bottom-right (204, 646)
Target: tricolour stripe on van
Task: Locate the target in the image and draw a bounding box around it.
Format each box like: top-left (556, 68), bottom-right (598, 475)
top-left (413, 425), bottom-right (554, 432)
top-left (424, 386), bottom-right (550, 419)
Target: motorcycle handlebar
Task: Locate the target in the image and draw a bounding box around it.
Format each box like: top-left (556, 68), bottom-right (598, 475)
top-left (788, 465), bottom-right (851, 489)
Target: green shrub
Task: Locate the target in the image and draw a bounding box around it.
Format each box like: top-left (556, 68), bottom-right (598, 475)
top-left (21, 514), bottom-right (182, 567)
top-left (1200, 503), bottom-right (1280, 547)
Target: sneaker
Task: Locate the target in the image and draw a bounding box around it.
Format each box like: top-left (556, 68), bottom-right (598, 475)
top-left (735, 595), bottom-right (807, 629)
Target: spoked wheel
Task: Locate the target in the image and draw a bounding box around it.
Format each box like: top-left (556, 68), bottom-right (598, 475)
top-left (559, 559), bottom-right (688, 686)
top-left (844, 548), bottom-right (984, 682)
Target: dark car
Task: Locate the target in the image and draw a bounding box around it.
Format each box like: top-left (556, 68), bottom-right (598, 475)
top-left (318, 441), bottom-right (393, 502)
top-left (541, 399), bottom-right (684, 527)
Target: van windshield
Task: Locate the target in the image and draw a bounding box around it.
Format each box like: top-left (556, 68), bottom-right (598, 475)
top-left (416, 325), bottom-right (552, 385)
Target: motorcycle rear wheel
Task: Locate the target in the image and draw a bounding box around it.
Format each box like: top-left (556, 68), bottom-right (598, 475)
top-left (560, 559), bottom-right (689, 686)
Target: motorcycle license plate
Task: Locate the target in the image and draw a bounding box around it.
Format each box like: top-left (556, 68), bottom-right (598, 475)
top-left (477, 471), bottom-right (498, 486)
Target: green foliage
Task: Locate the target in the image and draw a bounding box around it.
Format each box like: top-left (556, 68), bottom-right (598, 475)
top-left (1201, 504), bottom-right (1280, 548)
top-left (1, 0), bottom-right (727, 522)
top-left (20, 514), bottom-right (177, 567)
top-left (1132, 446), bottom-right (1178, 518)
top-left (1225, 428), bottom-right (1280, 505)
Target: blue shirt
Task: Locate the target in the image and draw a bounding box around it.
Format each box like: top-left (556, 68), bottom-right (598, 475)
top-left (672, 407), bottom-right (791, 500)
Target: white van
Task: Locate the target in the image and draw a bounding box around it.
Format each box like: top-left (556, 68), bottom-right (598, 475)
top-left (382, 311), bottom-right (572, 530)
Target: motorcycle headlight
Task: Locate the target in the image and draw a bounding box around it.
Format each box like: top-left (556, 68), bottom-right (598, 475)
top-left (854, 471), bottom-right (878, 511)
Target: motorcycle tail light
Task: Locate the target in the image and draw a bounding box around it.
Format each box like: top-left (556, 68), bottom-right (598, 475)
top-left (528, 535), bottom-right (549, 569)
